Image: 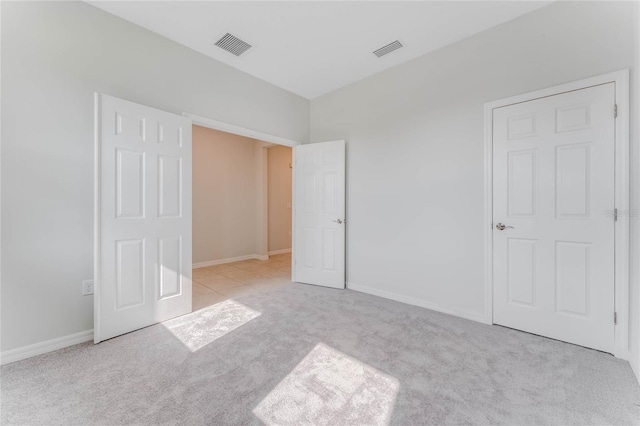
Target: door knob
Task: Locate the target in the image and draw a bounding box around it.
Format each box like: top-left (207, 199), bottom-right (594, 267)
top-left (332, 219), bottom-right (344, 224)
top-left (495, 223), bottom-right (514, 231)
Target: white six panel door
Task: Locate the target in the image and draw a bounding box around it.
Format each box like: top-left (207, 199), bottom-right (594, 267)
top-left (492, 84), bottom-right (616, 353)
top-left (294, 140), bottom-right (346, 289)
top-left (95, 94), bottom-right (192, 343)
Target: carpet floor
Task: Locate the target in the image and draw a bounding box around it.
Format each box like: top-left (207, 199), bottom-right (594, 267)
top-left (1, 283), bottom-right (639, 425)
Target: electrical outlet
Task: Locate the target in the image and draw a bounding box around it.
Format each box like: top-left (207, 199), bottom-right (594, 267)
top-left (82, 280), bottom-right (94, 296)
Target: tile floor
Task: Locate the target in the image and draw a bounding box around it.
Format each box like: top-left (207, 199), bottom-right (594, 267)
top-left (192, 253), bottom-right (292, 311)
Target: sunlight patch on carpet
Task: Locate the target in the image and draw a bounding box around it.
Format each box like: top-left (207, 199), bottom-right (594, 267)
top-left (253, 343), bottom-right (399, 425)
top-left (162, 299), bottom-right (260, 352)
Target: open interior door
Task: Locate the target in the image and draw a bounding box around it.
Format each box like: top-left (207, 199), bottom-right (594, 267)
top-left (94, 94), bottom-right (192, 343)
top-left (293, 140), bottom-right (345, 289)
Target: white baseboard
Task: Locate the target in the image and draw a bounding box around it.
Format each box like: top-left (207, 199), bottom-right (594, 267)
top-left (347, 282), bottom-right (488, 324)
top-left (1, 329), bottom-right (94, 366)
top-left (631, 354), bottom-right (640, 385)
top-left (193, 254), bottom-right (268, 269)
top-left (268, 248), bottom-right (291, 256)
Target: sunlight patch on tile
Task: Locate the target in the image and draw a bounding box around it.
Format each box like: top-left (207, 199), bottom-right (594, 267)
top-left (254, 343), bottom-right (399, 426)
top-left (163, 299), bottom-right (260, 352)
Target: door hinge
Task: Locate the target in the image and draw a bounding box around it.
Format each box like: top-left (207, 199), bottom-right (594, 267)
top-left (614, 104), bottom-right (618, 118)
top-left (614, 208), bottom-right (618, 221)
top-left (614, 312), bottom-right (618, 325)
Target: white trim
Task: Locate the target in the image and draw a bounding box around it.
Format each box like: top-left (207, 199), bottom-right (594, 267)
top-left (0, 330), bottom-right (94, 366)
top-left (483, 99), bottom-right (494, 326)
top-left (291, 147), bottom-right (297, 282)
top-left (192, 254), bottom-right (268, 269)
top-left (613, 70), bottom-right (631, 360)
top-left (483, 69), bottom-right (630, 359)
top-left (632, 357), bottom-right (640, 385)
top-left (93, 93), bottom-right (102, 344)
top-left (268, 248), bottom-right (292, 256)
top-left (0, 2), bottom-right (3, 357)
top-left (183, 113), bottom-right (302, 147)
top-left (347, 282), bottom-right (488, 324)
top-left (256, 143), bottom-right (269, 258)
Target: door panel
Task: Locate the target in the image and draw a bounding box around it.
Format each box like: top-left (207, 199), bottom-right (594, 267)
top-left (493, 84), bottom-right (615, 353)
top-left (294, 140), bottom-right (345, 289)
top-left (507, 238), bottom-right (536, 306)
top-left (158, 155), bottom-right (182, 218)
top-left (508, 149), bottom-right (537, 216)
top-left (116, 150), bottom-right (145, 218)
top-left (95, 94), bottom-right (192, 343)
top-left (159, 236), bottom-right (182, 299)
top-left (115, 238), bottom-right (145, 309)
top-left (556, 144), bottom-right (591, 217)
top-left (555, 241), bottom-right (590, 316)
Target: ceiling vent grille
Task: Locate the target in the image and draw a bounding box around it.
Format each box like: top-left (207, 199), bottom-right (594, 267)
top-left (214, 33), bottom-right (253, 56)
top-left (373, 40), bottom-right (403, 57)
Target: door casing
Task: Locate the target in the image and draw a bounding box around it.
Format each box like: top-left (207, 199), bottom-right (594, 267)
top-left (483, 69), bottom-right (630, 359)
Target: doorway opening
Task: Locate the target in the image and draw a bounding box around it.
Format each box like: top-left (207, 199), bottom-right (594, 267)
top-left (191, 124), bottom-right (293, 311)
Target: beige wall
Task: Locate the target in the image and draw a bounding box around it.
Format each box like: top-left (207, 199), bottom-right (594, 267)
top-left (193, 125), bottom-right (262, 264)
top-left (267, 146), bottom-right (293, 252)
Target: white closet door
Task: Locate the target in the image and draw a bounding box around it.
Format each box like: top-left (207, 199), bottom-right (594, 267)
top-left (95, 94), bottom-right (192, 343)
top-left (492, 84), bottom-right (615, 353)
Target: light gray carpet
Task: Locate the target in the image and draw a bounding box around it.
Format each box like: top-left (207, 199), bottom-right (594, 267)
top-left (2, 284), bottom-right (639, 425)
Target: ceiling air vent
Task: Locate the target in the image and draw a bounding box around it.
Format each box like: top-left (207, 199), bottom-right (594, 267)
top-left (373, 40), bottom-right (403, 58)
top-left (214, 33), bottom-right (253, 56)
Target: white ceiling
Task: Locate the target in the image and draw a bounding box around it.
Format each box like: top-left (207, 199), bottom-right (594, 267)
top-left (89, 1), bottom-right (551, 99)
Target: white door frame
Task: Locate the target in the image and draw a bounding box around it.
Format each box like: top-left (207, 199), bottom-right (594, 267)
top-left (182, 112), bottom-right (302, 281)
top-left (483, 69), bottom-right (630, 359)
top-left (183, 113), bottom-right (301, 148)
